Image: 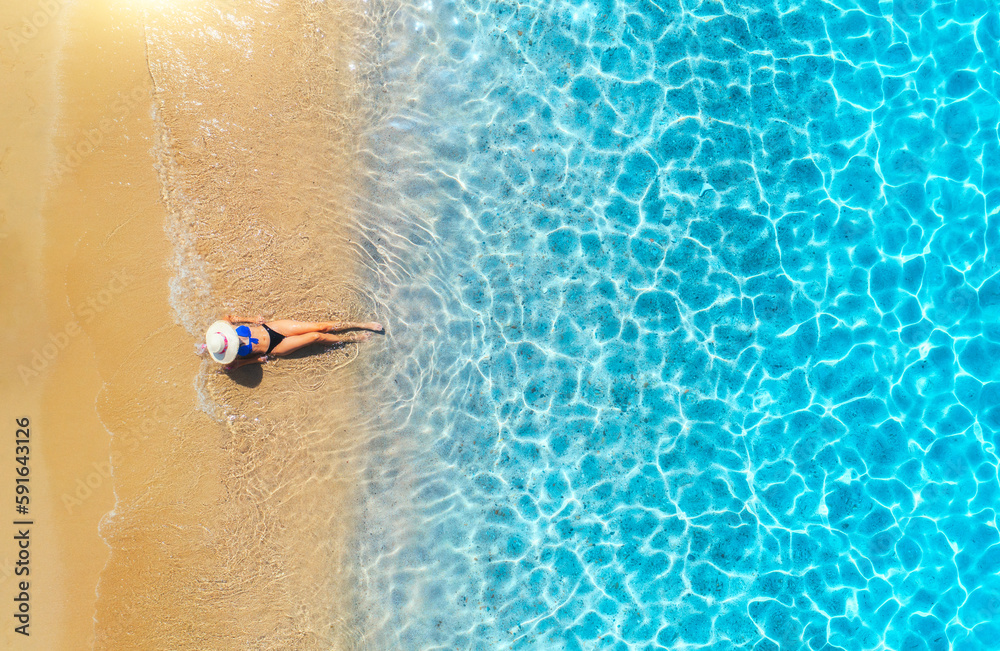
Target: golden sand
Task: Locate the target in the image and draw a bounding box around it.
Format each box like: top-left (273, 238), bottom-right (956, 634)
top-left (1, 0), bottom-right (66, 647)
top-left (4, 0), bottom-right (378, 648)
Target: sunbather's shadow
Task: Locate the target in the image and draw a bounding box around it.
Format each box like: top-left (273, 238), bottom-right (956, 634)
top-left (283, 327), bottom-right (385, 363)
top-left (281, 341), bottom-right (352, 362)
top-left (228, 363), bottom-right (263, 388)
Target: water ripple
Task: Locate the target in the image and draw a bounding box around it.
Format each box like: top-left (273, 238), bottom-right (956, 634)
top-left (351, 0), bottom-right (1000, 648)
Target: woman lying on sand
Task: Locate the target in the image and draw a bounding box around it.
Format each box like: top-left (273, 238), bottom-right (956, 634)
top-left (203, 315), bottom-right (383, 370)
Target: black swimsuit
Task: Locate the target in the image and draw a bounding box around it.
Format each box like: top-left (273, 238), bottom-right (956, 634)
top-left (262, 324), bottom-right (285, 354)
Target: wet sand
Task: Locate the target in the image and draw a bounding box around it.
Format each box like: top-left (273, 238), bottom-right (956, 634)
top-left (4, 0), bottom-right (378, 648)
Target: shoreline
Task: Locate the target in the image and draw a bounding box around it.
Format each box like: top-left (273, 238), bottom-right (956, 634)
top-left (39, 1), bottom-right (182, 648)
top-left (97, 2), bottom-right (378, 649)
top-left (5, 0), bottom-right (381, 647)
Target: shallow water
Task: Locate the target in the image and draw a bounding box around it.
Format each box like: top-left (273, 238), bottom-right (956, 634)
top-left (352, 0), bottom-right (1000, 648)
top-left (89, 2), bottom-right (380, 648)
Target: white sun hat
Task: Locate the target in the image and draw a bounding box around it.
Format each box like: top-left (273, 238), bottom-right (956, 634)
top-left (205, 320), bottom-right (240, 364)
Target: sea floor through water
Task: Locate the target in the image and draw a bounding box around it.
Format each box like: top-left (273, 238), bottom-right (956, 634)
top-left (348, 0), bottom-right (1000, 648)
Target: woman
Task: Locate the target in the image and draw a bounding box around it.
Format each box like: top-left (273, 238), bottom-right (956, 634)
top-left (204, 314), bottom-right (383, 370)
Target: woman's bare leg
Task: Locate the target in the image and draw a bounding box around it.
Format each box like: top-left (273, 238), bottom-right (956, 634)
top-left (269, 331), bottom-right (372, 357)
top-left (266, 319), bottom-right (383, 337)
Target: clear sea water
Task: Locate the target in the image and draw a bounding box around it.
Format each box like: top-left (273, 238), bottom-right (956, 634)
top-left (352, 0), bottom-right (1000, 648)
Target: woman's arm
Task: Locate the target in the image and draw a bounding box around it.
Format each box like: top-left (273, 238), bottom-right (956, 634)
top-left (223, 354), bottom-right (270, 371)
top-left (225, 313), bottom-right (265, 324)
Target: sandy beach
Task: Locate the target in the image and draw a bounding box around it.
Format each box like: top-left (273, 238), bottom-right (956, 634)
top-left (4, 0), bottom-right (376, 648)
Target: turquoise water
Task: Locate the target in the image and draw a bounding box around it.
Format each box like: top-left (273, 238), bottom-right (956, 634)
top-left (354, 0), bottom-right (1000, 648)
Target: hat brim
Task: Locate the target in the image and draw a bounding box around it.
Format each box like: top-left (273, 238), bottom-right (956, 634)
top-left (205, 321), bottom-right (240, 364)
